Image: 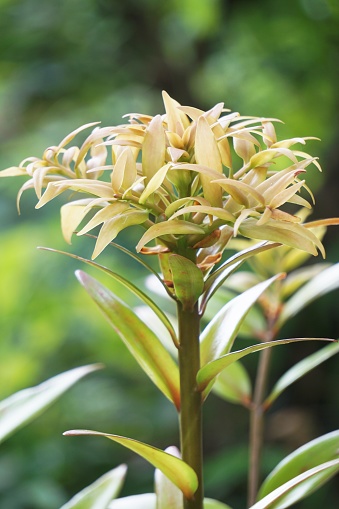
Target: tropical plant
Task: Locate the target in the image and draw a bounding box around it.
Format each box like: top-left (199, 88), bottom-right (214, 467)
top-left (1, 91), bottom-right (338, 509)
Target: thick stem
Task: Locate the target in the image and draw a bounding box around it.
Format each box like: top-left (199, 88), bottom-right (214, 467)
top-left (248, 347), bottom-right (273, 506)
top-left (178, 301), bottom-right (204, 509)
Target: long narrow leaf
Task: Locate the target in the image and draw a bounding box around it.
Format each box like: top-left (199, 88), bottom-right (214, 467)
top-left (39, 247), bottom-right (178, 348)
top-left (253, 459), bottom-right (339, 509)
top-left (258, 430), bottom-right (339, 507)
top-left (201, 242), bottom-right (280, 312)
top-left (200, 274), bottom-right (283, 368)
top-left (0, 365), bottom-right (100, 444)
top-left (279, 263), bottom-right (339, 327)
top-left (197, 338), bottom-right (333, 395)
top-left (265, 342), bottom-right (339, 408)
top-left (64, 430), bottom-right (198, 500)
top-left (60, 465), bottom-right (127, 509)
top-left (76, 271), bottom-right (180, 409)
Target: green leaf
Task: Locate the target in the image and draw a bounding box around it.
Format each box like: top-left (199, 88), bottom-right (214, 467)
top-left (60, 465), bottom-right (127, 509)
top-left (279, 263), bottom-right (339, 327)
top-left (39, 247), bottom-right (178, 348)
top-left (155, 446), bottom-right (183, 509)
top-left (201, 241), bottom-right (280, 312)
top-left (251, 460), bottom-right (339, 509)
top-left (257, 429), bottom-right (339, 508)
top-left (200, 274), bottom-right (282, 368)
top-left (136, 220), bottom-right (205, 252)
top-left (197, 338), bottom-right (332, 394)
top-left (0, 365), bottom-right (100, 444)
top-left (212, 361), bottom-right (252, 407)
top-left (168, 255), bottom-right (204, 311)
top-left (64, 430), bottom-right (198, 500)
top-left (75, 271), bottom-right (180, 409)
top-left (265, 342), bottom-right (339, 408)
top-left (108, 494), bottom-right (156, 509)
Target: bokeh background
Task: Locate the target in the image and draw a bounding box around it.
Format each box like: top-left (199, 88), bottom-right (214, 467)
top-left (0, 1), bottom-right (339, 508)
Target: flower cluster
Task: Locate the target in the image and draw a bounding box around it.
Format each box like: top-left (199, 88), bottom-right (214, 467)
top-left (1, 91), bottom-right (324, 266)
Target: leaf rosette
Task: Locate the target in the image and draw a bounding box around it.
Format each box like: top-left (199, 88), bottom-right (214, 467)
top-left (1, 92), bottom-right (324, 264)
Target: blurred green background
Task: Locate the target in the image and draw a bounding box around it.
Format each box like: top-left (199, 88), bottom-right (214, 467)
top-left (0, 0), bottom-right (339, 508)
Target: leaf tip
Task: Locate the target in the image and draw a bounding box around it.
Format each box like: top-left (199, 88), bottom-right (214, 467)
top-left (75, 269), bottom-right (87, 284)
top-left (63, 429), bottom-right (96, 437)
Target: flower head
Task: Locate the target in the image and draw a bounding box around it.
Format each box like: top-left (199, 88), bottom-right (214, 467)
top-left (1, 91), bottom-right (324, 263)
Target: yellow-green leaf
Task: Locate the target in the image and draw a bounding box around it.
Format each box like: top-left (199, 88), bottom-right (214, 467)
top-left (265, 342), bottom-right (339, 408)
top-left (75, 271), bottom-right (180, 409)
top-left (200, 274), bottom-right (282, 369)
top-left (63, 430), bottom-right (198, 500)
top-left (197, 338), bottom-right (333, 393)
top-left (279, 263), bottom-right (339, 327)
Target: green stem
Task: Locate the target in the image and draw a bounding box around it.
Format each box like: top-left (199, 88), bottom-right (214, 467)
top-left (178, 301), bottom-right (204, 509)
